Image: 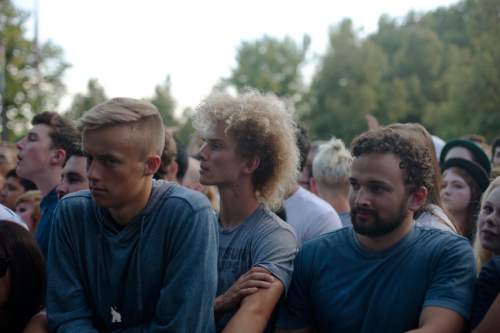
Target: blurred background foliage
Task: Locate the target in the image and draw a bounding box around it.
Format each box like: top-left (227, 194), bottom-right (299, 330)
top-left (1, 0), bottom-right (499, 145)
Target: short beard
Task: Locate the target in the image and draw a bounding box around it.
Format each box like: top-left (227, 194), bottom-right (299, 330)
top-left (351, 200), bottom-right (409, 237)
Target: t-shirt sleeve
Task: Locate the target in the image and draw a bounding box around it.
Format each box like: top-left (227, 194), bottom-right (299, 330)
top-left (302, 210), bottom-right (342, 243)
top-left (470, 256), bottom-right (500, 328)
top-left (253, 224), bottom-right (298, 291)
top-left (275, 247), bottom-right (313, 330)
top-left (423, 237), bottom-right (476, 319)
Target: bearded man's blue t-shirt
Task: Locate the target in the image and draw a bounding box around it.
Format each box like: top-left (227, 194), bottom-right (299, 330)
top-left (277, 225), bottom-right (476, 333)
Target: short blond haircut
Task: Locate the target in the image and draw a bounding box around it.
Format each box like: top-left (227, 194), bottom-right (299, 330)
top-left (193, 90), bottom-right (299, 210)
top-left (312, 138), bottom-right (352, 186)
top-left (474, 176), bottom-right (500, 273)
top-left (78, 98), bottom-right (165, 157)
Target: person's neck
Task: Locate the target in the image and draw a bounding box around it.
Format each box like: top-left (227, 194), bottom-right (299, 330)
top-left (33, 168), bottom-right (63, 197)
top-left (218, 181), bottom-right (260, 229)
top-left (318, 187), bottom-right (350, 214)
top-left (356, 215), bottom-right (414, 252)
top-left (451, 211), bottom-right (469, 236)
top-left (109, 181), bottom-right (153, 225)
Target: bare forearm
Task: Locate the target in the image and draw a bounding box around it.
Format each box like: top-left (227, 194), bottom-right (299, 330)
top-left (222, 279), bottom-right (284, 333)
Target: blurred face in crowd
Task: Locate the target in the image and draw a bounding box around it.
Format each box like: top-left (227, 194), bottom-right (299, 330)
top-left (16, 124), bottom-right (54, 181)
top-left (83, 125), bottom-right (152, 214)
top-left (493, 147), bottom-right (500, 168)
top-left (0, 176), bottom-right (24, 210)
top-left (198, 122), bottom-right (248, 187)
top-left (349, 152), bottom-right (411, 237)
top-left (56, 156), bottom-right (89, 199)
top-left (444, 146), bottom-right (474, 162)
top-left (440, 169), bottom-right (471, 215)
top-left (0, 146), bottom-right (16, 177)
top-left (16, 201), bottom-right (36, 232)
top-left (182, 157), bottom-right (205, 193)
top-left (478, 187), bottom-right (500, 254)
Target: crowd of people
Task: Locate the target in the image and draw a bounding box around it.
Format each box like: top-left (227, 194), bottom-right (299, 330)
top-left (0, 90), bottom-right (499, 333)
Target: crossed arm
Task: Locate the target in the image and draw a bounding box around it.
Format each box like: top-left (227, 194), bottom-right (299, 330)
top-left (216, 267), bottom-right (286, 333)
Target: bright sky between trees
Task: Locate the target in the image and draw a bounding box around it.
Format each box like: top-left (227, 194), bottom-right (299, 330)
top-left (15, 0), bottom-right (459, 114)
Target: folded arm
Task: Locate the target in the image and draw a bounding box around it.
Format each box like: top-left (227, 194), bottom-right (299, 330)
top-left (222, 270), bottom-right (285, 333)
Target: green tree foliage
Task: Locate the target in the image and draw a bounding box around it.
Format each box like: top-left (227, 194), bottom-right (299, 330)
top-left (305, 19), bottom-right (387, 141)
top-left (223, 35), bottom-right (310, 102)
top-left (148, 75), bottom-right (177, 126)
top-left (0, 0), bottom-right (69, 139)
top-left (65, 78), bottom-right (107, 120)
top-left (304, 0), bottom-right (500, 143)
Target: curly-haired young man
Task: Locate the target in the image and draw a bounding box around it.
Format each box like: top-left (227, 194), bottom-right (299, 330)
top-left (276, 126), bottom-right (476, 333)
top-left (194, 91), bottom-right (298, 333)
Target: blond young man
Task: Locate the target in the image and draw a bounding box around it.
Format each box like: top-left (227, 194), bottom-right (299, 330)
top-left (311, 138), bottom-right (353, 227)
top-left (194, 91), bottom-right (298, 333)
top-left (47, 98), bottom-right (218, 332)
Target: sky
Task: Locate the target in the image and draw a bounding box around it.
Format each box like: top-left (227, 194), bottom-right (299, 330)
top-left (15, 0), bottom-right (460, 115)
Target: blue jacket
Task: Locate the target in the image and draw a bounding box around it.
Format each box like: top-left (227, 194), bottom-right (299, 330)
top-left (36, 187), bottom-right (58, 257)
top-left (47, 181), bottom-right (218, 332)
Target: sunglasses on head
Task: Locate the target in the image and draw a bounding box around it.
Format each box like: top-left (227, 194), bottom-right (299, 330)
top-left (0, 257), bottom-right (10, 277)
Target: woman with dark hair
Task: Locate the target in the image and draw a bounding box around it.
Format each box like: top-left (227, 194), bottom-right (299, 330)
top-left (0, 221), bottom-right (47, 333)
top-left (441, 158), bottom-right (490, 242)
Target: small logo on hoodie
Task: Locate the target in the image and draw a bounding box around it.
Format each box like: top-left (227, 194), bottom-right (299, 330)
top-left (111, 306), bottom-right (122, 323)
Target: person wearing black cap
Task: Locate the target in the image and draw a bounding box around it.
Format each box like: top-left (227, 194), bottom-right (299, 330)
top-left (440, 139), bottom-right (491, 176)
top-left (441, 158), bottom-right (490, 242)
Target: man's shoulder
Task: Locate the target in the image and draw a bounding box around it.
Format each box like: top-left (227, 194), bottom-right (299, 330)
top-left (154, 181), bottom-right (213, 212)
top-left (300, 227), bottom-right (352, 256)
top-left (413, 225), bottom-right (470, 251)
top-left (287, 187), bottom-right (333, 210)
top-left (253, 204), bottom-right (296, 234)
top-left (58, 190), bottom-right (94, 208)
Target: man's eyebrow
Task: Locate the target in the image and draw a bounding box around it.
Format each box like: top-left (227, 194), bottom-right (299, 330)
top-left (366, 180), bottom-right (393, 188)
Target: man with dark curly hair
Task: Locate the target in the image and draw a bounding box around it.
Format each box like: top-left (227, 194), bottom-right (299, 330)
top-left (276, 126), bottom-right (476, 333)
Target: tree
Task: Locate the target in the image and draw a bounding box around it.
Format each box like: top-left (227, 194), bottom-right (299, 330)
top-left (305, 19), bottom-right (387, 143)
top-left (148, 75), bottom-right (177, 126)
top-left (223, 35), bottom-right (310, 103)
top-left (0, 0), bottom-right (69, 140)
top-left (65, 78), bottom-right (107, 120)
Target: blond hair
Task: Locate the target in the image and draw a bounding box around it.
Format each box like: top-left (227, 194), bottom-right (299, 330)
top-left (312, 138), bottom-right (352, 186)
top-left (16, 190), bottom-right (42, 224)
top-left (78, 98), bottom-right (165, 156)
top-left (193, 90), bottom-right (299, 210)
top-left (474, 176), bottom-right (500, 273)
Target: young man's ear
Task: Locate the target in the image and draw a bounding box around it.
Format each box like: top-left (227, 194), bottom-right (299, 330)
top-left (309, 177), bottom-right (320, 196)
top-left (144, 155), bottom-right (162, 176)
top-left (242, 157), bottom-right (260, 175)
top-left (408, 186), bottom-right (428, 212)
top-left (50, 149), bottom-right (67, 167)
